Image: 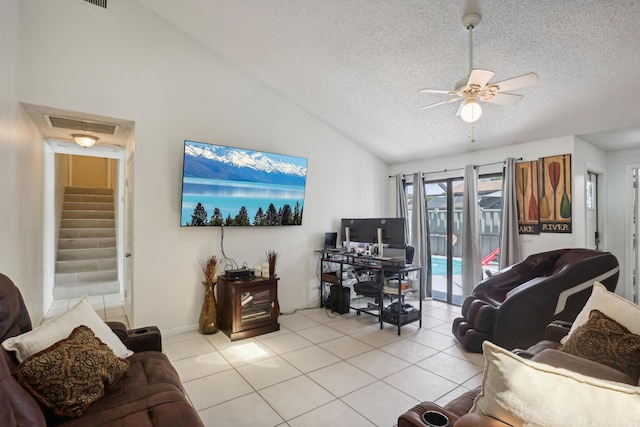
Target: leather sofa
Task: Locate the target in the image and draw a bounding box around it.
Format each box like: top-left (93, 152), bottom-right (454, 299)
top-left (452, 248), bottom-right (619, 352)
top-left (0, 273), bottom-right (204, 427)
top-left (399, 320), bottom-right (638, 427)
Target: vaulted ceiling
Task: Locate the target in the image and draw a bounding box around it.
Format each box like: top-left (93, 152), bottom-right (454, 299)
top-left (135, 0), bottom-right (640, 164)
top-left (29, 1), bottom-right (640, 164)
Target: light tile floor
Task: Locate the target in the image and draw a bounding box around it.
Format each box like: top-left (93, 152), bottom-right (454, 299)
top-left (44, 296), bottom-right (484, 427)
top-left (166, 298), bottom-right (484, 427)
top-left (43, 293), bottom-right (129, 327)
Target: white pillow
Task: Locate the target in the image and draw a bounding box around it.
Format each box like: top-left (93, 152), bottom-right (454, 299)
top-left (2, 296), bottom-right (132, 362)
top-left (561, 281), bottom-right (640, 344)
top-left (470, 341), bottom-right (640, 427)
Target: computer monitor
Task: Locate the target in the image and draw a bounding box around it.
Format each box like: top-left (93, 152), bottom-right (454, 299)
top-left (340, 218), bottom-right (406, 248)
top-left (371, 218), bottom-right (406, 248)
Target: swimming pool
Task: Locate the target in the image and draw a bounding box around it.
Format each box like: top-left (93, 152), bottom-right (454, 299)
top-left (431, 255), bottom-right (462, 276)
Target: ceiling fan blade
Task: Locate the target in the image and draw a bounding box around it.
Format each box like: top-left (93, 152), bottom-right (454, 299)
top-left (418, 97), bottom-right (461, 110)
top-left (467, 69), bottom-right (495, 89)
top-left (418, 95), bottom-right (463, 110)
top-left (491, 72), bottom-right (539, 92)
top-left (418, 88), bottom-right (452, 94)
top-left (484, 92), bottom-right (523, 105)
top-left (455, 101), bottom-right (464, 117)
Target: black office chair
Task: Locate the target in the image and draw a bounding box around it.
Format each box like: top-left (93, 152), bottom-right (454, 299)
top-left (353, 245), bottom-right (415, 305)
top-left (386, 245), bottom-right (415, 303)
top-left (352, 255), bottom-right (384, 304)
top-left (385, 245), bottom-right (414, 280)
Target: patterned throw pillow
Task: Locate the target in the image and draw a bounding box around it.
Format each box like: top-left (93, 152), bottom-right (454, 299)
top-left (561, 309), bottom-right (640, 381)
top-left (2, 296), bottom-right (132, 362)
top-left (12, 325), bottom-right (130, 418)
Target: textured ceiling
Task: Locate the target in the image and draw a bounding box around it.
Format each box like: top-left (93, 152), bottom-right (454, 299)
top-left (114, 2), bottom-right (640, 162)
top-left (134, 0), bottom-right (640, 164)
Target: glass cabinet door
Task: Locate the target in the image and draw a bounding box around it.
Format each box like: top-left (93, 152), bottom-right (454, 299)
top-left (239, 286), bottom-right (274, 328)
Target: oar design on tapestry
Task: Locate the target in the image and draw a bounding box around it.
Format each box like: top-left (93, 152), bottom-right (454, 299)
top-left (516, 166), bottom-right (527, 222)
top-left (560, 155), bottom-right (571, 218)
top-left (539, 158), bottom-right (550, 219)
top-left (528, 163), bottom-right (538, 221)
top-left (548, 161), bottom-right (561, 220)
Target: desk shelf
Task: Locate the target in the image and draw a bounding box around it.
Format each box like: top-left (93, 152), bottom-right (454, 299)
top-left (318, 250), bottom-right (422, 335)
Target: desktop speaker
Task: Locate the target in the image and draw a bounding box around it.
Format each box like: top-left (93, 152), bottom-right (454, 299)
top-left (329, 285), bottom-right (350, 314)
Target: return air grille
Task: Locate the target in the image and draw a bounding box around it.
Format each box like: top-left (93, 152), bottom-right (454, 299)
top-left (48, 116), bottom-right (117, 135)
top-left (83, 0), bottom-right (107, 8)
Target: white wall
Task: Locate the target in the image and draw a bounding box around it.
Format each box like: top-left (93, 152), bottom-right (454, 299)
top-left (0, 0), bottom-right (45, 325)
top-left (18, 0), bottom-right (388, 331)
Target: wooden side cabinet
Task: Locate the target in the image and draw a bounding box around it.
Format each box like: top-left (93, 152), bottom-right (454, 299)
top-left (217, 275), bottom-right (279, 341)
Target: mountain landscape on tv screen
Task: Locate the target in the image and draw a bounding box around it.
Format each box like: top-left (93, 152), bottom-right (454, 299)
top-left (181, 141), bottom-right (307, 226)
top-left (183, 142), bottom-right (307, 186)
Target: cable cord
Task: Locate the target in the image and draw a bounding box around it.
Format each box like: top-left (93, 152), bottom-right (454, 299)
top-left (220, 226), bottom-right (239, 271)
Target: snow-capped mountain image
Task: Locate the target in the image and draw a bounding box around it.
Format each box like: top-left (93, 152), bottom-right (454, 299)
top-left (183, 141), bottom-right (307, 186)
top-left (180, 140), bottom-right (307, 226)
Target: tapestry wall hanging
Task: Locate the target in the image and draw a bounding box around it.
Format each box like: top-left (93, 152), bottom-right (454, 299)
top-left (515, 160), bottom-right (539, 234)
top-left (538, 154), bottom-right (572, 233)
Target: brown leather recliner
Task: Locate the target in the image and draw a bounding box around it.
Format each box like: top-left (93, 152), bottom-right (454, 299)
top-left (452, 248), bottom-right (619, 352)
top-left (399, 320), bottom-right (638, 427)
top-left (0, 273), bottom-right (204, 427)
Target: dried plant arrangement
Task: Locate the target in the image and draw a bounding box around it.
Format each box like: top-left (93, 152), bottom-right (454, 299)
top-left (199, 254), bottom-right (220, 334)
top-left (202, 255), bottom-right (219, 285)
top-left (266, 250), bottom-right (278, 278)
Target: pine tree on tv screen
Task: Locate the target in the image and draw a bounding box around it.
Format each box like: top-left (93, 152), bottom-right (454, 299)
top-left (180, 141), bottom-right (308, 227)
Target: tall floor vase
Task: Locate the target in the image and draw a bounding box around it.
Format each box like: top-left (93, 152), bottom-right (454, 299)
top-left (199, 281), bottom-right (219, 334)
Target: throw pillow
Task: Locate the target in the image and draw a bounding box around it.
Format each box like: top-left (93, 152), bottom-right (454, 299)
top-left (13, 325), bottom-right (129, 418)
top-left (563, 282), bottom-right (640, 344)
top-left (470, 341), bottom-right (640, 427)
top-left (560, 309), bottom-right (640, 381)
top-left (2, 296), bottom-right (132, 362)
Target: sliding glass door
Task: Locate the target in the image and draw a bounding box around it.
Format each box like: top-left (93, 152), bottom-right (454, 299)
top-left (405, 173), bottom-right (503, 305)
top-left (425, 179), bottom-right (462, 304)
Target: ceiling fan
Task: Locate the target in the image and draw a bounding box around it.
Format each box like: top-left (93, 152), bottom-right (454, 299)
top-left (418, 6), bottom-right (538, 124)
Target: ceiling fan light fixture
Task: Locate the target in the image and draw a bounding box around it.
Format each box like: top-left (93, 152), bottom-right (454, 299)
top-left (72, 133), bottom-right (99, 148)
top-left (460, 98), bottom-right (482, 123)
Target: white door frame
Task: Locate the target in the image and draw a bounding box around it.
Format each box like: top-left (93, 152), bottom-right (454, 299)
top-left (584, 166), bottom-right (605, 251)
top-left (43, 139), bottom-right (126, 308)
top-left (624, 163), bottom-right (640, 304)
top-left (124, 150), bottom-right (134, 324)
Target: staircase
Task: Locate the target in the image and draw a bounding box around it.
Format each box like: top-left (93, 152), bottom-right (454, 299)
top-left (54, 187), bottom-right (120, 299)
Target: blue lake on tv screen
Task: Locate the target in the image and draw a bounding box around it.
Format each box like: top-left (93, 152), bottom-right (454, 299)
top-left (181, 141), bottom-right (308, 225)
top-left (181, 178), bottom-right (305, 225)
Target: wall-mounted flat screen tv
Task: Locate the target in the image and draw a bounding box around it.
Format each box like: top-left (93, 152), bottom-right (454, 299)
top-left (181, 140), bottom-right (308, 226)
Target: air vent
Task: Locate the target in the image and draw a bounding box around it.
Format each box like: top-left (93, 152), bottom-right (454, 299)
top-left (83, 0), bottom-right (107, 8)
top-left (48, 116), bottom-right (117, 135)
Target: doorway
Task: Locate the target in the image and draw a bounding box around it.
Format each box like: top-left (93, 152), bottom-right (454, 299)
top-left (585, 171), bottom-right (600, 250)
top-left (404, 172), bottom-right (503, 305)
top-left (44, 140), bottom-right (127, 313)
top-left (425, 179), bottom-right (463, 305)
top-left (423, 174), bottom-right (503, 305)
